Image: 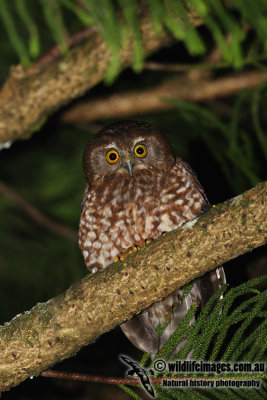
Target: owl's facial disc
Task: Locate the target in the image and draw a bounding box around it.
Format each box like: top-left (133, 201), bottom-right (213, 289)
top-left (83, 121), bottom-right (176, 185)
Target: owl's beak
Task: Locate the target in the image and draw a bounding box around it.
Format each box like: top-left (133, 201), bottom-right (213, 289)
top-left (123, 155), bottom-right (133, 176)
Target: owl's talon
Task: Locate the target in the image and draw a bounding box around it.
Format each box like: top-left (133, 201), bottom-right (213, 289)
top-left (113, 244), bottom-right (140, 263)
top-left (145, 238), bottom-right (152, 245)
top-left (113, 254), bottom-right (126, 262)
top-left (161, 231), bottom-right (167, 237)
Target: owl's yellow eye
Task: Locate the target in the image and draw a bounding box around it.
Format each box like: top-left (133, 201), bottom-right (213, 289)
top-left (106, 150), bottom-right (119, 164)
top-left (134, 144), bottom-right (147, 158)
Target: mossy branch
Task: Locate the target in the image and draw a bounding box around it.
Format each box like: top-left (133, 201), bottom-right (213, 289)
top-left (0, 181), bottom-right (266, 392)
top-left (0, 6), bottom-right (179, 144)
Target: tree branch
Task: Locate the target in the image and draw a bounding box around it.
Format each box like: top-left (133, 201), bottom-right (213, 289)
top-left (0, 179), bottom-right (76, 242)
top-left (0, 6), bottom-right (180, 145)
top-left (0, 181), bottom-right (266, 392)
top-left (61, 70), bottom-right (267, 124)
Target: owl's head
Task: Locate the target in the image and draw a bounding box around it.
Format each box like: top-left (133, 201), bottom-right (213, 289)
top-left (83, 121), bottom-right (175, 185)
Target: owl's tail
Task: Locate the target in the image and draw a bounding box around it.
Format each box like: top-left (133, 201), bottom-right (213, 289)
top-left (120, 266), bottom-right (226, 359)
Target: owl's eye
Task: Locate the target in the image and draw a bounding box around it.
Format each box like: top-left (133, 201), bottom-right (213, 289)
top-left (134, 144), bottom-right (147, 158)
top-left (106, 150), bottom-right (119, 164)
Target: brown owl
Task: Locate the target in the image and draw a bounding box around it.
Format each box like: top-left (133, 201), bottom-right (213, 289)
top-left (79, 120), bottom-right (225, 358)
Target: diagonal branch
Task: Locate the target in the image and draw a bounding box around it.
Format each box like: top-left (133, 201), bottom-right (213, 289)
top-left (0, 179), bottom-right (76, 242)
top-left (0, 6), bottom-right (179, 145)
top-left (0, 181), bottom-right (266, 392)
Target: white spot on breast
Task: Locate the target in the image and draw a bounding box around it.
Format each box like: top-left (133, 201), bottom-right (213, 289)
top-left (124, 231), bottom-right (133, 244)
top-left (103, 206), bottom-right (112, 218)
top-left (183, 206), bottom-right (194, 219)
top-left (115, 220), bottom-right (126, 230)
top-left (101, 219), bottom-right (111, 229)
top-left (194, 201), bottom-right (202, 209)
top-left (100, 233), bottom-right (108, 243)
top-left (158, 213), bottom-right (174, 232)
top-left (103, 242), bottom-right (113, 250)
top-left (98, 254), bottom-right (107, 265)
top-left (110, 248), bottom-right (119, 258)
top-left (88, 258), bottom-right (97, 266)
top-left (91, 267), bottom-right (98, 273)
top-left (185, 192), bottom-right (194, 206)
top-left (175, 199), bottom-right (184, 205)
top-left (93, 241), bottom-right (101, 249)
top-left (176, 186), bottom-right (186, 194)
top-left (134, 233), bottom-right (140, 241)
top-left (88, 231), bottom-right (96, 240)
top-left (86, 215), bottom-right (96, 223)
top-left (83, 250), bottom-right (89, 258)
top-left (102, 250), bottom-right (110, 258)
top-left (171, 210), bottom-right (180, 220)
top-left (182, 205), bottom-right (190, 215)
top-left (84, 240), bottom-right (91, 247)
top-left (159, 204), bottom-right (168, 212)
top-left (145, 215), bottom-right (154, 231)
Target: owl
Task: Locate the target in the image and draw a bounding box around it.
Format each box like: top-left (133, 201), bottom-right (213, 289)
top-left (79, 120), bottom-right (225, 358)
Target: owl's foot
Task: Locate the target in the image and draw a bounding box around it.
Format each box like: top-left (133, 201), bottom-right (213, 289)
top-left (113, 244), bottom-right (141, 262)
top-left (113, 238), bottom-right (154, 263)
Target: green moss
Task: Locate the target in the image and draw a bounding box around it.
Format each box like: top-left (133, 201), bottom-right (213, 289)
top-left (0, 301), bottom-right (53, 345)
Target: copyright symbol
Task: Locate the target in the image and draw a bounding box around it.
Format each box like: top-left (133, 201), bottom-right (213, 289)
top-left (153, 359), bottom-right (166, 372)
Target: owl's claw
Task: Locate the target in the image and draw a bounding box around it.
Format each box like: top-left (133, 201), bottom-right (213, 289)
top-left (113, 244), bottom-right (140, 263)
top-left (113, 238), bottom-right (155, 263)
top-left (145, 238), bottom-right (152, 245)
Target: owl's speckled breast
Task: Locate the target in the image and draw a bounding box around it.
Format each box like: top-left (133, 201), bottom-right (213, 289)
top-left (79, 161), bottom-right (205, 273)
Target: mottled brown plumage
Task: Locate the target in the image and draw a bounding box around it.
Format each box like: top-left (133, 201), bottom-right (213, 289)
top-left (79, 120), bottom-right (225, 357)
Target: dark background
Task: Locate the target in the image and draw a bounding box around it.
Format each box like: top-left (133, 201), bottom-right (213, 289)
top-left (0, 2), bottom-right (266, 399)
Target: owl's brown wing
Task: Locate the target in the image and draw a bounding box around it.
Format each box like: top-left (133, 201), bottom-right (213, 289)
top-left (177, 157), bottom-right (209, 204)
